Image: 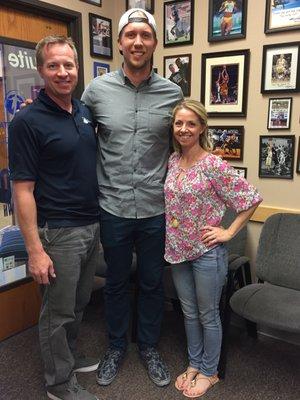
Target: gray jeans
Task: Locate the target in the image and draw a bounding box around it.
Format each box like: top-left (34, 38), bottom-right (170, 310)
top-left (38, 222), bottom-right (100, 386)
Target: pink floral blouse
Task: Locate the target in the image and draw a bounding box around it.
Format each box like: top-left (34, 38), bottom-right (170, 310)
top-left (164, 152), bottom-right (262, 264)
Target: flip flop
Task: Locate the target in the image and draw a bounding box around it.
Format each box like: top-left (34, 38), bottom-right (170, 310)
top-left (174, 368), bottom-right (199, 391)
top-left (183, 373), bottom-right (219, 398)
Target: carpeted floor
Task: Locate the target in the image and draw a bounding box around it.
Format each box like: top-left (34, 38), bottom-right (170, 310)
top-left (0, 294), bottom-right (299, 400)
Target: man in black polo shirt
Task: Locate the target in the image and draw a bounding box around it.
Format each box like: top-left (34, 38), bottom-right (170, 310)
top-left (8, 35), bottom-right (100, 400)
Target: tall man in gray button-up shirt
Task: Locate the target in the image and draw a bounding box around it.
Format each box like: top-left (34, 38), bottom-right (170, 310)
top-left (82, 8), bottom-right (183, 387)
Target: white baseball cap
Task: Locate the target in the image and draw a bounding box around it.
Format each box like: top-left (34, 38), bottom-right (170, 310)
top-left (118, 8), bottom-right (157, 36)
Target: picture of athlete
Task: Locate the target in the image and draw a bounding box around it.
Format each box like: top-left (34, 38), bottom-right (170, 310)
top-left (219, 0), bottom-right (238, 36)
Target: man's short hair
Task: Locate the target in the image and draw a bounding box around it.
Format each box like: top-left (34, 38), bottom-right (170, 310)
top-left (36, 35), bottom-right (78, 67)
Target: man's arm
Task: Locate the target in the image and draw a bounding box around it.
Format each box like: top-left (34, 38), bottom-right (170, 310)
top-left (13, 181), bottom-right (55, 285)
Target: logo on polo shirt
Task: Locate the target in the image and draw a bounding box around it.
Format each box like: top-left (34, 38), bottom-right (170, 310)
top-left (82, 117), bottom-right (91, 124)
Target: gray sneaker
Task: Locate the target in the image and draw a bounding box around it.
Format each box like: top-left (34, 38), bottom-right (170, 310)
top-left (74, 354), bottom-right (99, 373)
top-left (96, 348), bottom-right (125, 386)
top-left (47, 375), bottom-right (99, 400)
top-left (139, 347), bottom-right (171, 387)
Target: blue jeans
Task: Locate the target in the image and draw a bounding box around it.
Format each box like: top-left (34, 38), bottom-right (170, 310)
top-left (38, 222), bottom-right (100, 386)
top-left (99, 208), bottom-right (165, 351)
top-left (172, 245), bottom-right (228, 376)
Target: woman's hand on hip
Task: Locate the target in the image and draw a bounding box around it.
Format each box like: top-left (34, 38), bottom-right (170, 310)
top-left (200, 225), bottom-right (233, 247)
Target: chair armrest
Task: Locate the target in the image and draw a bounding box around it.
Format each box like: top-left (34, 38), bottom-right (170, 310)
top-left (228, 253), bottom-right (240, 263)
top-left (229, 256), bottom-right (250, 273)
top-left (228, 256), bottom-right (252, 290)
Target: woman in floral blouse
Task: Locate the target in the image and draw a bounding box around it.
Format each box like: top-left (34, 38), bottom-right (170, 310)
top-left (164, 100), bottom-right (262, 398)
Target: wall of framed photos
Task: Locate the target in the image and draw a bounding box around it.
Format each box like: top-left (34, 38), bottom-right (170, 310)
top-left (152, 0), bottom-right (300, 263)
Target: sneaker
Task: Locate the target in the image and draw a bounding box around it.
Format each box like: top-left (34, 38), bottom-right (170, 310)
top-left (74, 354), bottom-right (99, 373)
top-left (47, 374), bottom-right (99, 400)
top-left (96, 348), bottom-right (125, 386)
top-left (139, 347), bottom-right (171, 387)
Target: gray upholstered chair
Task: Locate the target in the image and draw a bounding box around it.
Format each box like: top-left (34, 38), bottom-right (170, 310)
top-left (230, 213), bottom-right (300, 338)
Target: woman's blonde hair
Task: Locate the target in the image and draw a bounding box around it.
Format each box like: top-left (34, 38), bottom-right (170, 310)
top-left (172, 100), bottom-right (213, 153)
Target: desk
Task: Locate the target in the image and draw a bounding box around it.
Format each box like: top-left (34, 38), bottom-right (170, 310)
top-left (0, 270), bottom-right (42, 341)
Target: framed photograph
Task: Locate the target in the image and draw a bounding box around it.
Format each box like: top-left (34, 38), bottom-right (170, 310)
top-left (297, 137), bottom-right (300, 173)
top-left (126, 0), bottom-right (154, 13)
top-left (89, 13), bottom-right (113, 59)
top-left (163, 54), bottom-right (191, 97)
top-left (80, 0), bottom-right (101, 6)
top-left (265, 0), bottom-right (300, 33)
top-left (208, 0), bottom-right (247, 42)
top-left (259, 135), bottom-right (295, 179)
top-left (93, 61), bottom-right (110, 78)
top-left (233, 166), bottom-right (247, 178)
top-left (261, 42), bottom-right (300, 94)
top-left (208, 126), bottom-right (244, 160)
top-left (201, 49), bottom-right (249, 117)
top-left (267, 97), bottom-right (292, 130)
top-left (164, 0), bottom-right (194, 47)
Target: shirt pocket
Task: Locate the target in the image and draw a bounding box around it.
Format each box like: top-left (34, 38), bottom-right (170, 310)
top-left (148, 110), bottom-right (172, 136)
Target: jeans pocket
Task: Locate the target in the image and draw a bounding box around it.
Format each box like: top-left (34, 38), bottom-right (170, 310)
top-left (38, 226), bottom-right (64, 245)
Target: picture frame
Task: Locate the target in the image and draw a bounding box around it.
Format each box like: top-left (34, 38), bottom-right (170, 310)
top-left (297, 137), bottom-right (300, 174)
top-left (261, 42), bottom-right (300, 94)
top-left (163, 54), bottom-right (191, 97)
top-left (267, 97), bottom-right (292, 130)
top-left (265, 0), bottom-right (300, 34)
top-left (259, 135), bottom-right (295, 179)
top-left (201, 49), bottom-right (249, 117)
top-left (208, 0), bottom-right (247, 42)
top-left (208, 126), bottom-right (244, 160)
top-left (164, 0), bottom-right (194, 47)
top-left (80, 0), bottom-right (101, 6)
top-left (89, 13), bottom-right (113, 59)
top-left (233, 166), bottom-right (247, 178)
top-left (126, 0), bottom-right (154, 13)
top-left (93, 61), bottom-right (110, 78)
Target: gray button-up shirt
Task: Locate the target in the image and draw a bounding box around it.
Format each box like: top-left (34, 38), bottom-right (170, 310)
top-left (82, 69), bottom-right (183, 218)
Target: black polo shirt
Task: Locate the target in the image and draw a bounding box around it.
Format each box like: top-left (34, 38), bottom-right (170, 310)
top-left (9, 89), bottom-right (99, 228)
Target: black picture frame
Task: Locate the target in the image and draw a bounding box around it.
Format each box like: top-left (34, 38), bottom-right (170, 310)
top-left (80, 0), bottom-right (101, 6)
top-left (208, 126), bottom-right (244, 161)
top-left (163, 0), bottom-right (194, 47)
top-left (261, 42), bottom-right (300, 94)
top-left (267, 97), bottom-right (292, 130)
top-left (126, 0), bottom-right (154, 13)
top-left (265, 0), bottom-right (300, 34)
top-left (208, 0), bottom-right (247, 42)
top-left (297, 137), bottom-right (300, 174)
top-left (89, 13), bottom-right (113, 59)
top-left (233, 166), bottom-right (247, 178)
top-left (259, 135), bottom-right (295, 179)
top-left (201, 49), bottom-right (249, 117)
top-left (163, 54), bottom-right (192, 97)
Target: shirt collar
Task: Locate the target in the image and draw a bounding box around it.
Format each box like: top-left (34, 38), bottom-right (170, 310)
top-left (118, 66), bottom-right (154, 87)
top-left (38, 88), bottom-right (78, 115)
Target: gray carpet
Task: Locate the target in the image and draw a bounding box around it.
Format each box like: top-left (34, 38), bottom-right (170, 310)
top-left (0, 295), bottom-right (299, 400)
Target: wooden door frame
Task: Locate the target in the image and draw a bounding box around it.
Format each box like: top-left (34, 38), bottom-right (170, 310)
top-left (0, 0), bottom-right (84, 98)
